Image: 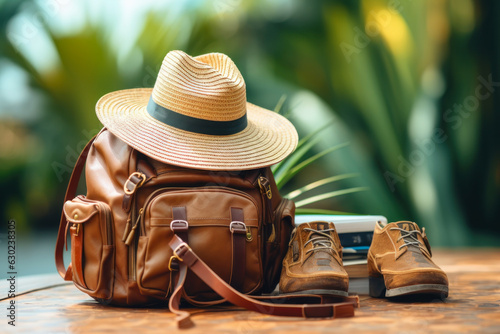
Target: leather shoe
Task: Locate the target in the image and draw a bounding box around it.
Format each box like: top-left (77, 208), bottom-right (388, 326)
top-left (279, 221), bottom-right (349, 296)
top-left (368, 221), bottom-right (449, 298)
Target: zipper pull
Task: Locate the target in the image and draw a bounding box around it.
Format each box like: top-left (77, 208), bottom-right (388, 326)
top-left (258, 176), bottom-right (273, 224)
top-left (125, 208), bottom-right (144, 246)
top-left (122, 218), bottom-right (132, 242)
top-left (246, 227), bottom-right (253, 242)
top-left (267, 224), bottom-right (276, 243)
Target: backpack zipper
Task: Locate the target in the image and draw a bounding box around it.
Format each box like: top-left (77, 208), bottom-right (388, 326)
top-left (258, 176), bottom-right (273, 223)
top-left (124, 208), bottom-right (143, 246)
top-left (270, 198), bottom-right (289, 245)
top-left (258, 176), bottom-right (275, 242)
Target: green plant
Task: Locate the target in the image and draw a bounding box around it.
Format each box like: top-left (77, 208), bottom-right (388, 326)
top-left (271, 101), bottom-right (368, 215)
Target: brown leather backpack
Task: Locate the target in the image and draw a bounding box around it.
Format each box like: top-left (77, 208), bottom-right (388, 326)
top-left (55, 129), bottom-right (357, 327)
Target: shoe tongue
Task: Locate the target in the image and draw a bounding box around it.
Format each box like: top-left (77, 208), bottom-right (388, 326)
top-left (310, 221), bottom-right (331, 231)
top-left (396, 221), bottom-right (417, 232)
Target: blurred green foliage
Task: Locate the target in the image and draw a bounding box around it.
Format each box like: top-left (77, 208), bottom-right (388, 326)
top-left (0, 0), bottom-right (498, 245)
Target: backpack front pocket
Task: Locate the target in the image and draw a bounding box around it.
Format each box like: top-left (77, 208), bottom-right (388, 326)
top-left (136, 187), bottom-right (262, 301)
top-left (63, 196), bottom-right (115, 301)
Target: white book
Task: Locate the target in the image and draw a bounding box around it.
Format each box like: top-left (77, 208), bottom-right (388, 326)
top-left (294, 214), bottom-right (387, 234)
top-left (348, 277), bottom-right (369, 295)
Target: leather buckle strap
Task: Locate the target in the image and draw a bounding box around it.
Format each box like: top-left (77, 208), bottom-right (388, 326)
top-left (173, 243), bottom-right (191, 260)
top-left (167, 209), bottom-right (187, 271)
top-left (122, 172), bottom-right (147, 212)
top-left (168, 243), bottom-right (191, 271)
top-left (168, 235), bottom-right (356, 329)
top-left (70, 224), bottom-right (87, 289)
top-left (229, 221), bottom-right (246, 234)
top-left (230, 208), bottom-right (245, 291)
top-left (168, 256), bottom-right (179, 271)
top-left (171, 207), bottom-right (189, 244)
top-left (302, 303), bottom-right (355, 318)
top-left (168, 251), bottom-right (194, 329)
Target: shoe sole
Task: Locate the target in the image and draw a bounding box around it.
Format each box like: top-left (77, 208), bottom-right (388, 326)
top-left (280, 289), bottom-right (349, 297)
top-left (369, 276), bottom-right (448, 298)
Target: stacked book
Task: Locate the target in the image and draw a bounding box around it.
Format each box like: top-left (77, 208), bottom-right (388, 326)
top-left (295, 214), bottom-right (388, 294)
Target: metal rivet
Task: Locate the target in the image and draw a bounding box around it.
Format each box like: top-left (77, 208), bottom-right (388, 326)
top-left (74, 214), bottom-right (78, 220)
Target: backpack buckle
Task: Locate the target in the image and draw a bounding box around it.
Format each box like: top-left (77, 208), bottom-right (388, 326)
top-left (170, 220), bottom-right (189, 232)
top-left (230, 221), bottom-right (246, 234)
top-left (168, 242), bottom-right (192, 271)
top-left (168, 256), bottom-right (179, 271)
top-left (123, 172), bottom-right (146, 195)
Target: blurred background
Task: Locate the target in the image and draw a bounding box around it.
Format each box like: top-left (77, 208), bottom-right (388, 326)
top-left (1, 0), bottom-right (499, 275)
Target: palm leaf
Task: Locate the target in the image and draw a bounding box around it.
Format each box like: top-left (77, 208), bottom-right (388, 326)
top-left (271, 120), bottom-right (334, 175)
top-left (294, 187), bottom-right (368, 208)
top-left (275, 142), bottom-right (349, 189)
top-left (285, 173), bottom-right (358, 199)
top-left (295, 208), bottom-right (356, 215)
top-left (273, 94), bottom-right (287, 114)
top-left (273, 136), bottom-right (321, 184)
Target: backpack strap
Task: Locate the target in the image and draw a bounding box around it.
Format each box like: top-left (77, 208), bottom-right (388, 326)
top-left (168, 235), bottom-right (357, 329)
top-left (229, 207), bottom-right (246, 291)
top-left (55, 136), bottom-right (96, 280)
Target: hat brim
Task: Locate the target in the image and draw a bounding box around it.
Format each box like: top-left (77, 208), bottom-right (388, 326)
top-left (95, 88), bottom-right (298, 171)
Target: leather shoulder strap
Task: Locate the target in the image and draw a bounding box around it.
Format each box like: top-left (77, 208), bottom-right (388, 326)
top-left (55, 136), bottom-right (96, 280)
top-left (168, 235), bottom-right (357, 328)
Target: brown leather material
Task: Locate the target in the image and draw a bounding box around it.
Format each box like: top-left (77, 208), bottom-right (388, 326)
top-left (136, 187), bottom-right (261, 301)
top-left (64, 263), bottom-right (73, 281)
top-left (122, 173), bottom-right (146, 212)
top-left (70, 225), bottom-right (87, 288)
top-left (230, 207), bottom-right (245, 291)
top-left (171, 206), bottom-right (189, 243)
top-left (64, 219), bottom-right (71, 252)
top-left (85, 130), bottom-right (137, 305)
top-left (137, 158), bottom-right (157, 179)
top-left (263, 197), bottom-right (295, 292)
top-left (55, 128), bottom-right (296, 308)
top-left (168, 260), bottom-right (194, 329)
top-left (252, 293), bottom-right (360, 309)
top-left (122, 194), bottom-right (132, 212)
top-left (64, 199), bottom-right (100, 223)
top-left (62, 196), bottom-right (115, 300)
top-left (251, 293), bottom-right (359, 307)
top-left (168, 235), bottom-right (356, 327)
top-left (367, 221), bottom-right (448, 297)
top-left (258, 176), bottom-right (273, 225)
top-left (279, 222), bottom-right (349, 295)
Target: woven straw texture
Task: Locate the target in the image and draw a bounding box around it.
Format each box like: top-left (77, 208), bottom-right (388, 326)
top-left (95, 50), bottom-right (298, 171)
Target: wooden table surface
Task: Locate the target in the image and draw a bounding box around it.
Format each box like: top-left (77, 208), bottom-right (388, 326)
top-left (1, 249), bottom-right (499, 333)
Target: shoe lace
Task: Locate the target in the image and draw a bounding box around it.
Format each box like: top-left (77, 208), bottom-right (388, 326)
top-left (390, 227), bottom-right (423, 250)
top-left (303, 228), bottom-right (336, 254)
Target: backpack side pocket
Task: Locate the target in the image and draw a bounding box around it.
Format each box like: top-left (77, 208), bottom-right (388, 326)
top-left (262, 198), bottom-right (295, 292)
top-left (63, 196), bottom-right (115, 301)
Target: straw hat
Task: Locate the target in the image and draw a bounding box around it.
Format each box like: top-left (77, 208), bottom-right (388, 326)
top-left (95, 50), bottom-right (298, 171)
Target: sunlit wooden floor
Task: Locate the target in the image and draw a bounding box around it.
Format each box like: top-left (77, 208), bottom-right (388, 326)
top-left (1, 249), bottom-right (499, 333)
